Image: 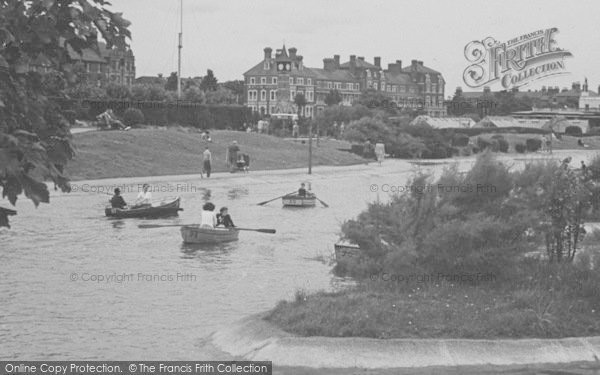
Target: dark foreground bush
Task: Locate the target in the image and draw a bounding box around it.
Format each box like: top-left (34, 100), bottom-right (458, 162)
top-left (526, 138), bottom-right (542, 152)
top-left (123, 108), bottom-right (144, 127)
top-left (565, 125), bottom-right (583, 136)
top-left (515, 143), bottom-right (526, 153)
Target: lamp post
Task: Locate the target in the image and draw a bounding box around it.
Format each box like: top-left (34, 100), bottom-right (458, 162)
top-left (308, 119), bottom-right (312, 174)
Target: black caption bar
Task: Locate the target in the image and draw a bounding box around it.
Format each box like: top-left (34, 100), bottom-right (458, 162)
top-left (0, 362), bottom-right (272, 375)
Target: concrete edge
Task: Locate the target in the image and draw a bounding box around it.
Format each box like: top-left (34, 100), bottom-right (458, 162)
top-left (209, 313), bottom-right (600, 369)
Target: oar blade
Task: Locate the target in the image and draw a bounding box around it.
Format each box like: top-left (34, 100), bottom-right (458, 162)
top-left (138, 224), bottom-right (184, 229)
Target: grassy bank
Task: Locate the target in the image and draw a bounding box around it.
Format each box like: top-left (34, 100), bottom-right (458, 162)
top-left (66, 128), bottom-right (365, 180)
top-left (266, 266), bottom-right (600, 339)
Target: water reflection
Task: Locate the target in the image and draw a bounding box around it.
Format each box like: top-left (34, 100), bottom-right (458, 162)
top-left (179, 242), bottom-right (236, 263)
top-left (110, 219), bottom-right (126, 230)
top-left (201, 189), bottom-right (212, 202)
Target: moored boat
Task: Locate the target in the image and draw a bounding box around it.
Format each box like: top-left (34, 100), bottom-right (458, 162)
top-left (105, 197), bottom-right (182, 218)
top-left (334, 242), bottom-right (362, 263)
top-left (180, 225), bottom-right (239, 244)
top-left (282, 194), bottom-right (316, 207)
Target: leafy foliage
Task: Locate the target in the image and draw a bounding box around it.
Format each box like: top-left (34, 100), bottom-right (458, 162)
top-left (200, 69), bottom-right (218, 92)
top-left (324, 89), bottom-right (342, 106)
top-left (122, 108), bottom-right (144, 127)
top-left (0, 0), bottom-right (130, 227)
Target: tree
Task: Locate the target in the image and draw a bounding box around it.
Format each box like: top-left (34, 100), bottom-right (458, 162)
top-left (324, 89), bottom-right (342, 106)
top-left (165, 71), bottom-right (178, 91)
top-left (294, 92), bottom-right (307, 118)
top-left (0, 0), bottom-right (131, 227)
top-left (200, 69), bottom-right (218, 92)
top-left (222, 80), bottom-right (245, 104)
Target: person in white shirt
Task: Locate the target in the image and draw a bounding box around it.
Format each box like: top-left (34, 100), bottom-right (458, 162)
top-left (200, 202), bottom-right (217, 228)
top-left (134, 184), bottom-right (152, 207)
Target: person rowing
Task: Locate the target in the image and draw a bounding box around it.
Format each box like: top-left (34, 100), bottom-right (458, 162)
top-left (200, 202), bottom-right (217, 228)
top-left (297, 182), bottom-right (313, 197)
top-left (216, 207), bottom-right (235, 228)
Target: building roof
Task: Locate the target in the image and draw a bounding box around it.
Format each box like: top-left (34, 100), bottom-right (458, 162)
top-left (135, 76), bottom-right (167, 85)
top-left (383, 72), bottom-right (413, 85)
top-left (411, 115), bottom-right (475, 129)
top-left (339, 59), bottom-right (378, 69)
top-left (308, 67), bottom-right (356, 82)
top-left (402, 64), bottom-right (440, 75)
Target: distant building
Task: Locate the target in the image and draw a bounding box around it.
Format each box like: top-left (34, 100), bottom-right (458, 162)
top-left (410, 115), bottom-right (474, 129)
top-left (135, 75), bottom-right (167, 86)
top-left (475, 115), bottom-right (590, 133)
top-left (30, 41), bottom-right (135, 86)
top-left (243, 45), bottom-right (446, 119)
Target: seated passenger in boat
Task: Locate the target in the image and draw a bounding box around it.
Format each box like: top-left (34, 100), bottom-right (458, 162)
top-left (200, 202), bottom-right (217, 228)
top-left (216, 207), bottom-right (235, 228)
top-left (110, 188), bottom-right (127, 209)
top-left (133, 183), bottom-right (152, 208)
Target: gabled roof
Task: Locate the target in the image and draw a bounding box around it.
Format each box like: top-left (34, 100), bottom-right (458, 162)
top-left (308, 67), bottom-right (356, 82)
top-left (402, 64), bottom-right (440, 75)
top-left (243, 61), bottom-right (277, 76)
top-left (411, 115), bottom-right (475, 129)
top-left (383, 72), bottom-right (413, 85)
top-left (339, 59), bottom-right (378, 69)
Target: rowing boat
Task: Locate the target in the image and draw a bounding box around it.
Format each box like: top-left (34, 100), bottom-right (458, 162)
top-left (180, 225), bottom-right (239, 244)
top-left (105, 197), bottom-right (182, 218)
top-left (282, 194), bottom-right (316, 207)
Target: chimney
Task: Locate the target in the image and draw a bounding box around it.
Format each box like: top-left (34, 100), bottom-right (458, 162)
top-left (483, 86), bottom-right (491, 94)
top-left (572, 82), bottom-right (581, 91)
top-left (298, 55), bottom-right (303, 70)
top-left (418, 60), bottom-right (424, 66)
top-left (334, 54), bottom-right (340, 68)
top-left (289, 47), bottom-right (297, 59)
top-left (350, 55), bottom-right (357, 76)
top-left (598, 85), bottom-right (600, 94)
top-left (396, 60), bottom-right (402, 69)
top-left (374, 57), bottom-right (381, 68)
top-left (358, 56), bottom-right (365, 61)
top-left (323, 58), bottom-right (335, 71)
top-left (264, 47), bottom-right (272, 60)
top-left (387, 62), bottom-right (402, 74)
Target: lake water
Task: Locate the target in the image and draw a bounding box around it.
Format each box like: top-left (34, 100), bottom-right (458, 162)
top-left (2, 152), bottom-right (598, 372)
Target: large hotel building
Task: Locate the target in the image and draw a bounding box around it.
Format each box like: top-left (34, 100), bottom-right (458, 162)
top-left (243, 46), bottom-right (446, 118)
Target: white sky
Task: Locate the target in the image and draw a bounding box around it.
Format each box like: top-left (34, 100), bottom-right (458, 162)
top-left (108, 0), bottom-right (600, 96)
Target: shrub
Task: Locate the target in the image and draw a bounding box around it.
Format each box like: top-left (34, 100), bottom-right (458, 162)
top-left (452, 133), bottom-right (470, 147)
top-left (525, 138), bottom-right (542, 152)
top-left (497, 138), bottom-right (509, 153)
top-left (122, 108), bottom-right (144, 127)
top-left (587, 126), bottom-right (600, 136)
top-left (515, 143), bottom-right (526, 153)
top-left (565, 126), bottom-right (583, 136)
top-left (477, 137), bottom-right (492, 151)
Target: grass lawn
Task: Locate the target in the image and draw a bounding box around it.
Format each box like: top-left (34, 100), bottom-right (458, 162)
top-left (266, 277), bottom-right (600, 339)
top-left (66, 127), bottom-right (365, 180)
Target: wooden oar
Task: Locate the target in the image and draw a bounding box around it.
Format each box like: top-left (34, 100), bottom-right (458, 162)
top-left (138, 224), bottom-right (275, 233)
top-left (314, 196), bottom-right (329, 208)
top-left (257, 191), bottom-right (296, 206)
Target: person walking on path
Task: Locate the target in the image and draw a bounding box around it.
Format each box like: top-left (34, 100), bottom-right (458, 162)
top-left (202, 147), bottom-right (212, 178)
top-left (292, 121), bottom-right (299, 138)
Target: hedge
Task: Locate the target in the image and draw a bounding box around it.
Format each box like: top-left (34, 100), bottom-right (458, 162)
top-left (58, 99), bottom-right (252, 130)
top-left (525, 138), bottom-right (542, 152)
top-left (515, 143), bottom-right (526, 153)
top-left (565, 125), bottom-right (583, 136)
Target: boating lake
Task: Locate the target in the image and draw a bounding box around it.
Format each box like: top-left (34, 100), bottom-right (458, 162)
top-left (1, 152), bottom-right (598, 363)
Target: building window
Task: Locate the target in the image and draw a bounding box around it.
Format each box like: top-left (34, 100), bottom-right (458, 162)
top-left (290, 90), bottom-right (295, 100)
top-left (354, 83), bottom-right (359, 90)
top-left (327, 82), bottom-right (332, 89)
top-left (297, 77), bottom-right (304, 85)
top-left (289, 77), bottom-right (294, 84)
top-left (250, 77), bottom-right (255, 84)
top-left (307, 91), bottom-right (313, 101)
top-left (261, 90), bottom-right (266, 101)
top-left (306, 106), bottom-right (312, 117)
top-left (270, 106), bottom-right (275, 113)
top-left (261, 77), bottom-right (267, 84)
top-left (307, 78), bottom-right (312, 85)
top-left (270, 90), bottom-right (276, 100)
top-left (272, 77), bottom-right (277, 84)
top-left (334, 82), bottom-right (341, 90)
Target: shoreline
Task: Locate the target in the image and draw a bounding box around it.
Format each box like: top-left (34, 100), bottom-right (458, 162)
top-left (210, 313), bottom-right (600, 369)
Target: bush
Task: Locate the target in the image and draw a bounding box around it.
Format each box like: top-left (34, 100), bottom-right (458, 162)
top-left (122, 108), bottom-right (144, 127)
top-left (565, 126), bottom-right (583, 136)
top-left (497, 138), bottom-right (509, 153)
top-left (515, 143), bottom-right (526, 153)
top-left (525, 138), bottom-right (542, 152)
top-left (477, 137), bottom-right (492, 151)
top-left (452, 133), bottom-right (470, 147)
top-left (587, 126), bottom-right (600, 136)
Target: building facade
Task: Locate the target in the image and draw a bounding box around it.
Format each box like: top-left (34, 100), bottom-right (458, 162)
top-left (243, 46), bottom-right (446, 118)
top-left (30, 41), bottom-right (135, 87)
